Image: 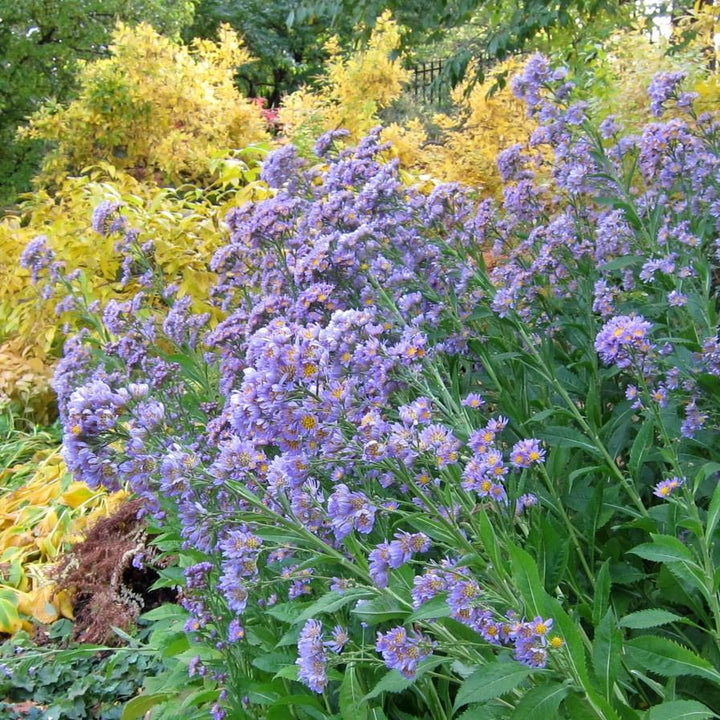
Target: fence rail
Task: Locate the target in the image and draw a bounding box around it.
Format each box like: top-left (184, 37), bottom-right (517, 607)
top-left (409, 59), bottom-right (447, 104)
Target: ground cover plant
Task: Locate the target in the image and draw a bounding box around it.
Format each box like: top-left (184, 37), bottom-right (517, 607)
top-left (11, 53), bottom-right (720, 720)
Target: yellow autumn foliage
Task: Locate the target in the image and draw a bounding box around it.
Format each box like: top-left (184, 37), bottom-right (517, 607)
top-left (20, 22), bottom-right (268, 186)
top-left (0, 449), bottom-right (126, 632)
top-left (379, 58), bottom-right (535, 195)
top-left (0, 164), bottom-right (270, 378)
top-left (582, 24), bottom-right (710, 128)
top-left (279, 11), bottom-right (409, 147)
top-left (0, 338), bottom-right (55, 424)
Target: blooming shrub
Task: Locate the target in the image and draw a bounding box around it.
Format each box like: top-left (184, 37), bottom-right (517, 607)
top-left (18, 56), bottom-right (720, 719)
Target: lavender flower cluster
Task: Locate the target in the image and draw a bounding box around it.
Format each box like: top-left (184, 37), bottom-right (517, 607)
top-left (26, 55), bottom-right (720, 716)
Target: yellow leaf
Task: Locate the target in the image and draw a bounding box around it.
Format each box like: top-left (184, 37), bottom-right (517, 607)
top-left (56, 590), bottom-right (75, 620)
top-left (0, 597), bottom-right (23, 634)
top-left (20, 586), bottom-right (59, 625)
top-left (61, 482), bottom-right (98, 509)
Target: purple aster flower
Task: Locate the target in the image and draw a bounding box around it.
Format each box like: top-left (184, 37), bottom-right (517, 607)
top-left (594, 315), bottom-right (654, 371)
top-left (509, 439), bottom-right (545, 468)
top-left (648, 71), bottom-right (686, 116)
top-left (668, 290), bottom-right (687, 307)
top-left (91, 200), bottom-right (123, 236)
top-left (325, 625), bottom-right (349, 653)
top-left (297, 619), bottom-right (328, 693)
top-left (20, 235), bottom-right (55, 283)
top-left (369, 542), bottom-right (391, 588)
top-left (461, 393), bottom-right (485, 409)
top-left (599, 115), bottom-right (620, 139)
top-left (227, 619), bottom-right (244, 643)
top-left (387, 532), bottom-right (431, 569)
top-left (515, 493), bottom-right (538, 515)
top-left (681, 399), bottom-right (707, 438)
top-left (654, 476), bottom-right (685, 499)
top-left (376, 627), bottom-right (434, 679)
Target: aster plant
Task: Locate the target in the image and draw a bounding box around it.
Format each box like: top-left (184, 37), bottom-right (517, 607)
top-left (17, 54), bottom-right (720, 719)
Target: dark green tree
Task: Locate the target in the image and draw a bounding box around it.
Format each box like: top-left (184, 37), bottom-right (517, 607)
top-left (184, 0), bottom-right (356, 105)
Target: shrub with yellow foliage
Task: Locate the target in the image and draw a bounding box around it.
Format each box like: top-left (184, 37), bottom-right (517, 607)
top-left (278, 11), bottom-right (409, 149)
top-left (579, 24), bottom-right (709, 128)
top-left (0, 160), bottom-right (270, 413)
top-left (379, 57), bottom-right (536, 195)
top-left (20, 22), bottom-right (268, 186)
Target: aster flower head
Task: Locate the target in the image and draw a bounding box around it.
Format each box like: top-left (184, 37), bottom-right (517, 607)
top-left (20, 235), bottom-right (55, 283)
top-left (594, 314), bottom-right (654, 371)
top-left (376, 627), bottom-right (435, 679)
top-left (510, 439), bottom-right (545, 468)
top-left (648, 71), bottom-right (687, 116)
top-left (653, 476), bottom-right (685, 499)
top-left (461, 393), bottom-right (485, 409)
top-left (326, 625), bottom-right (349, 653)
top-left (91, 200), bottom-right (123, 236)
top-left (297, 619), bottom-right (328, 693)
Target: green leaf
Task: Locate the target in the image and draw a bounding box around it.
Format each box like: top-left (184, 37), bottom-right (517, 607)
top-left (363, 658), bottom-right (444, 702)
top-left (592, 610), bottom-right (622, 700)
top-left (511, 682), bottom-right (570, 719)
top-left (477, 508), bottom-right (503, 572)
top-left (540, 426), bottom-right (602, 458)
top-left (340, 664), bottom-right (368, 720)
top-left (508, 543), bottom-right (548, 617)
top-left (408, 594), bottom-right (451, 622)
top-left (273, 665), bottom-right (299, 681)
top-left (619, 610), bottom-right (685, 629)
top-left (252, 653), bottom-right (296, 673)
top-left (544, 597), bottom-right (589, 686)
top-left (266, 601), bottom-right (312, 624)
top-left (628, 535), bottom-right (699, 567)
top-left (453, 660), bottom-right (534, 710)
top-left (351, 595), bottom-right (408, 625)
top-left (368, 710), bottom-right (389, 720)
top-left (368, 708), bottom-right (387, 720)
top-left (592, 560), bottom-right (612, 627)
top-left (625, 636), bottom-right (720, 685)
top-left (140, 604), bottom-right (188, 623)
top-left (293, 589), bottom-right (372, 626)
top-left (629, 418), bottom-right (654, 476)
top-left (705, 478), bottom-right (720, 543)
top-left (644, 700), bottom-right (717, 719)
top-left (121, 693), bottom-right (173, 720)
top-left (363, 670), bottom-right (413, 701)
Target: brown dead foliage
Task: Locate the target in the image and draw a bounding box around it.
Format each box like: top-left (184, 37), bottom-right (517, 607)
top-left (52, 499), bottom-right (175, 644)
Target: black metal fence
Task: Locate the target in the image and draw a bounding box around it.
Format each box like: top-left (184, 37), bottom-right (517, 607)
top-left (409, 59), bottom-right (447, 104)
